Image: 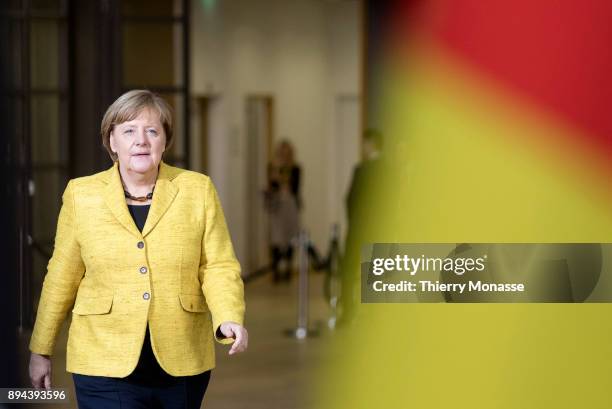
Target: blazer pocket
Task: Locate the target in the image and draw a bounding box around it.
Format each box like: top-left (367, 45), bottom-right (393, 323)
top-left (72, 294), bottom-right (114, 315)
top-left (179, 293), bottom-right (208, 313)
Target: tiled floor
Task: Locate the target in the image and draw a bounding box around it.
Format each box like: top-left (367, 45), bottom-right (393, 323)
top-left (18, 271), bottom-right (335, 409)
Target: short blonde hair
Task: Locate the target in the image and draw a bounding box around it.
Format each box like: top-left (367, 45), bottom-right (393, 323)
top-left (101, 90), bottom-right (174, 161)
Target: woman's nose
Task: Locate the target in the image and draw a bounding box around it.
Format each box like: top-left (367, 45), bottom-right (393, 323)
top-left (135, 128), bottom-right (148, 145)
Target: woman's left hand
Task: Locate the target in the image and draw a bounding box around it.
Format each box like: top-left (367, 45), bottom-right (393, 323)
top-left (219, 322), bottom-right (248, 355)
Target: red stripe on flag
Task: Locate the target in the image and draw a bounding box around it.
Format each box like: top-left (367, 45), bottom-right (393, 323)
top-left (394, 0), bottom-right (612, 174)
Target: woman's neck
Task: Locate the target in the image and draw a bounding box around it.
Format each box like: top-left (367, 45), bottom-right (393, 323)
top-left (118, 162), bottom-right (158, 198)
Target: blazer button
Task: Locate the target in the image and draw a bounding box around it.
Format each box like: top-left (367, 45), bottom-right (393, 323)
top-left (143, 292), bottom-right (150, 300)
top-left (137, 241), bottom-right (145, 249)
top-left (139, 266), bottom-right (148, 274)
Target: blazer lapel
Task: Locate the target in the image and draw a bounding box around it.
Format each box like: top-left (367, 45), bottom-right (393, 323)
top-left (104, 162), bottom-right (141, 238)
top-left (141, 161), bottom-right (178, 237)
top-left (103, 160), bottom-right (179, 238)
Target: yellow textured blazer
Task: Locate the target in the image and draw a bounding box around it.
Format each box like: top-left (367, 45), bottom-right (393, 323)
top-left (29, 160), bottom-right (245, 377)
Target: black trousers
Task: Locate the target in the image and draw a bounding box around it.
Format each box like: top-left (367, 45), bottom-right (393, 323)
top-left (271, 245), bottom-right (294, 281)
top-left (72, 370), bottom-right (211, 409)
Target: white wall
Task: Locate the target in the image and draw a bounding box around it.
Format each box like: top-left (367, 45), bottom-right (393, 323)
top-left (191, 0), bottom-right (361, 271)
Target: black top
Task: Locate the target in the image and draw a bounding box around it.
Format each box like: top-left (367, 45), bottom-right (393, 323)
top-left (268, 164), bottom-right (301, 208)
top-left (127, 204), bottom-right (150, 232)
top-left (124, 204), bottom-right (179, 385)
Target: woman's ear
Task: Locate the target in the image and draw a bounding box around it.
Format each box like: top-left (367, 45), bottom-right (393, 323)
top-left (109, 131), bottom-right (117, 153)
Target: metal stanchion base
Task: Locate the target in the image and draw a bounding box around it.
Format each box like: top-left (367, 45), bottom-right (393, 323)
top-left (283, 327), bottom-right (320, 339)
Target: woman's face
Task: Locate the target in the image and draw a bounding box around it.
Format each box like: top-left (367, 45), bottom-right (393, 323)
top-left (276, 143), bottom-right (292, 165)
top-left (110, 108), bottom-right (166, 174)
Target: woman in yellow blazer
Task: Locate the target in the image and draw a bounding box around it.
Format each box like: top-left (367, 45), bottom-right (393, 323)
top-left (28, 90), bottom-right (247, 408)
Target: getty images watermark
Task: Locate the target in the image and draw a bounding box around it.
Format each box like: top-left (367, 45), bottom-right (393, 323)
top-left (361, 243), bottom-right (610, 303)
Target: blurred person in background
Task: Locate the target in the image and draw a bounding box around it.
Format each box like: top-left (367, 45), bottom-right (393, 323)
top-left (265, 139), bottom-right (302, 283)
top-left (28, 90), bottom-right (248, 409)
top-left (340, 129), bottom-right (386, 325)
top-left (346, 129), bottom-right (384, 221)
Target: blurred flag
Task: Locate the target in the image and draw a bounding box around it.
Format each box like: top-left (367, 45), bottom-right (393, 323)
top-left (320, 2), bottom-right (612, 408)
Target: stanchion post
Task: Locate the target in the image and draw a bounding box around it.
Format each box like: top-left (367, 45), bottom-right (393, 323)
top-left (285, 229), bottom-right (319, 339)
top-left (327, 224), bottom-right (340, 330)
top-left (295, 230), bottom-right (309, 339)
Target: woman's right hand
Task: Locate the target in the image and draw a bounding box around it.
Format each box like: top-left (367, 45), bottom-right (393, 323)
top-left (29, 353), bottom-right (52, 389)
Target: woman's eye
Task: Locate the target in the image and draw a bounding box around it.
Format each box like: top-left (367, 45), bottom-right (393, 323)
top-left (124, 129), bottom-right (133, 134)
top-left (147, 129), bottom-right (158, 135)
